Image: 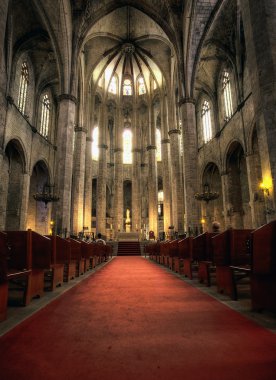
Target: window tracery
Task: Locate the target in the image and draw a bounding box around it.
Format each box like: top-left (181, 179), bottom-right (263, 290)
top-left (18, 61), bottom-right (29, 113)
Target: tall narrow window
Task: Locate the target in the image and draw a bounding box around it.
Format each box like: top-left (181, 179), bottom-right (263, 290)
top-left (123, 129), bottom-right (132, 164)
top-left (92, 127), bottom-right (99, 160)
top-left (18, 62), bottom-right (29, 113)
top-left (202, 100), bottom-right (212, 143)
top-left (138, 76), bottom-right (146, 95)
top-left (123, 79), bottom-right (132, 96)
top-left (156, 128), bottom-right (162, 162)
top-left (40, 94), bottom-right (50, 138)
top-left (222, 71), bottom-right (233, 120)
top-left (108, 76), bottom-right (117, 94)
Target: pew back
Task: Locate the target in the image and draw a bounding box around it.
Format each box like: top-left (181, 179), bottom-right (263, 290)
top-left (251, 221), bottom-right (276, 274)
top-left (178, 237), bottom-right (193, 259)
top-left (32, 231), bottom-right (52, 269)
top-left (193, 232), bottom-right (217, 261)
top-left (5, 231), bottom-right (32, 270)
top-left (68, 238), bottom-right (82, 260)
top-left (0, 232), bottom-right (8, 283)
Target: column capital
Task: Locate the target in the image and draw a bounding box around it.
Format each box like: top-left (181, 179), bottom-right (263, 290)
top-left (57, 94), bottom-right (78, 104)
top-left (168, 129), bottom-right (181, 136)
top-left (146, 145), bottom-right (157, 151)
top-left (132, 148), bottom-right (141, 153)
top-left (179, 97), bottom-right (196, 106)
top-left (114, 148), bottom-right (123, 153)
top-left (161, 138), bottom-right (170, 144)
top-left (74, 125), bottom-right (87, 133)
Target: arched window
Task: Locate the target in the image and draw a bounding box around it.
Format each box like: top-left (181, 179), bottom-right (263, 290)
top-left (153, 80), bottom-right (157, 90)
top-left (108, 76), bottom-right (117, 94)
top-left (40, 94), bottom-right (50, 138)
top-left (123, 129), bottom-right (132, 164)
top-left (222, 71), bottom-right (233, 120)
top-left (123, 79), bottom-right (132, 96)
top-left (156, 128), bottom-right (162, 161)
top-left (92, 127), bottom-right (99, 160)
top-left (138, 77), bottom-right (146, 95)
top-left (202, 100), bottom-right (212, 143)
top-left (18, 61), bottom-right (29, 113)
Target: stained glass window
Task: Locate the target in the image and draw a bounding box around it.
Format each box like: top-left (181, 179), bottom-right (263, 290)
top-left (123, 129), bottom-right (132, 164)
top-left (92, 127), bottom-right (99, 160)
top-left (202, 100), bottom-right (212, 143)
top-left (18, 62), bottom-right (28, 113)
top-left (108, 76), bottom-right (117, 94)
top-left (123, 79), bottom-right (132, 96)
top-left (138, 76), bottom-right (146, 95)
top-left (156, 128), bottom-right (162, 161)
top-left (222, 71), bottom-right (233, 121)
top-left (40, 94), bottom-right (50, 138)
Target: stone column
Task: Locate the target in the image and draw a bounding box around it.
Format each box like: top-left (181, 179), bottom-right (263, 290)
top-left (72, 126), bottom-right (87, 234)
top-left (161, 96), bottom-right (172, 233)
top-left (147, 145), bottom-right (158, 237)
top-left (20, 172), bottom-right (31, 230)
top-left (240, 0), bottom-right (276, 204)
top-left (180, 99), bottom-right (200, 233)
top-left (220, 171), bottom-right (233, 229)
top-left (113, 107), bottom-right (123, 237)
top-left (96, 103), bottom-right (107, 235)
top-left (83, 136), bottom-right (93, 230)
top-left (0, 1), bottom-right (9, 185)
top-left (55, 94), bottom-right (76, 236)
top-left (132, 106), bottom-right (141, 233)
top-left (169, 129), bottom-right (184, 234)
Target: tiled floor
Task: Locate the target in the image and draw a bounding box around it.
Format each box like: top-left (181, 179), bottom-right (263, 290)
top-left (1, 256), bottom-right (275, 337)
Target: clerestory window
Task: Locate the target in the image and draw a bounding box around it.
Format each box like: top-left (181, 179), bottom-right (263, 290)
top-left (156, 128), bottom-right (162, 162)
top-left (202, 100), bottom-right (212, 143)
top-left (123, 129), bottom-right (132, 164)
top-left (222, 71), bottom-right (233, 121)
top-left (92, 126), bottom-right (99, 160)
top-left (123, 79), bottom-right (132, 96)
top-left (40, 94), bottom-right (50, 138)
top-left (18, 61), bottom-right (29, 113)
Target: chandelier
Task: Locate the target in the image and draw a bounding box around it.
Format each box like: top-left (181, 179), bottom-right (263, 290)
top-left (33, 184), bottom-right (60, 207)
top-left (195, 183), bottom-right (219, 203)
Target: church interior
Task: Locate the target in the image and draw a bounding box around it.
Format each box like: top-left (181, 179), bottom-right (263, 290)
top-left (0, 1), bottom-right (276, 379)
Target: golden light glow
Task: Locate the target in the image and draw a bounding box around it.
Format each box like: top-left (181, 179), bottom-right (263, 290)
top-left (200, 218), bottom-right (206, 224)
top-left (260, 177), bottom-right (272, 195)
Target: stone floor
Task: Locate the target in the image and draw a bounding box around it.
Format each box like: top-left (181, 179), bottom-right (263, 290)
top-left (1, 256), bottom-right (275, 337)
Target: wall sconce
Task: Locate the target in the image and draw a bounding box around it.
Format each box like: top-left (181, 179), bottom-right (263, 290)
top-left (260, 182), bottom-right (270, 196)
top-left (260, 177), bottom-right (272, 196)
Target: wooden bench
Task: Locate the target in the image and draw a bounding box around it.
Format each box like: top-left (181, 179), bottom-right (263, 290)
top-left (46, 235), bottom-right (71, 288)
top-left (212, 229), bottom-right (252, 300)
top-left (251, 221), bottom-right (276, 312)
top-left (174, 237), bottom-right (193, 277)
top-left (194, 232), bottom-right (217, 286)
top-left (168, 240), bottom-right (179, 270)
top-left (68, 238), bottom-right (85, 276)
top-left (4, 230), bottom-right (50, 308)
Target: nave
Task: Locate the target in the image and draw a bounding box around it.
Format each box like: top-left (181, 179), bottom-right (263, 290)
top-left (0, 256), bottom-right (276, 380)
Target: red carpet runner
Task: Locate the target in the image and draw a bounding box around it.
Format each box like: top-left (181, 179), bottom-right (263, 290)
top-left (0, 257), bottom-right (276, 380)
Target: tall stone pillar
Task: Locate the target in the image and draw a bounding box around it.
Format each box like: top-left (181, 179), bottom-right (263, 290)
top-left (147, 146), bottom-right (158, 237)
top-left (161, 97), bottom-right (172, 233)
top-left (96, 103), bottom-right (107, 235)
top-left (72, 126), bottom-right (87, 234)
top-left (20, 172), bottom-right (31, 230)
top-left (55, 95), bottom-right (76, 236)
top-left (180, 99), bottom-right (200, 233)
top-left (220, 171), bottom-right (233, 229)
top-left (240, 0), bottom-right (276, 204)
top-left (83, 136), bottom-right (93, 231)
top-left (132, 107), bottom-right (141, 233)
top-left (168, 129), bottom-right (184, 234)
top-left (0, 1), bottom-right (9, 196)
top-left (113, 107), bottom-right (123, 236)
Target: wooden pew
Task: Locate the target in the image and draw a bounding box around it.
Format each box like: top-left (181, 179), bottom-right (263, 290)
top-left (81, 241), bottom-right (93, 271)
top-left (160, 241), bottom-right (170, 267)
top-left (251, 221), bottom-right (276, 312)
top-left (0, 232), bottom-right (9, 321)
top-left (5, 230), bottom-right (49, 306)
top-left (212, 229), bottom-right (252, 300)
top-left (68, 238), bottom-right (84, 276)
top-left (194, 232), bottom-right (217, 286)
top-left (47, 235), bottom-right (72, 287)
top-left (180, 237), bottom-right (194, 279)
top-left (174, 237), bottom-right (193, 274)
top-left (168, 240), bottom-right (179, 270)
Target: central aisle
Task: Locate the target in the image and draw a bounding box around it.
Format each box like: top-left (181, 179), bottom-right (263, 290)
top-left (0, 257), bottom-right (276, 380)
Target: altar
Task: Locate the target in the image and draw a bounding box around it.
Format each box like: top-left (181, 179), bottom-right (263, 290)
top-left (117, 232), bottom-right (139, 241)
